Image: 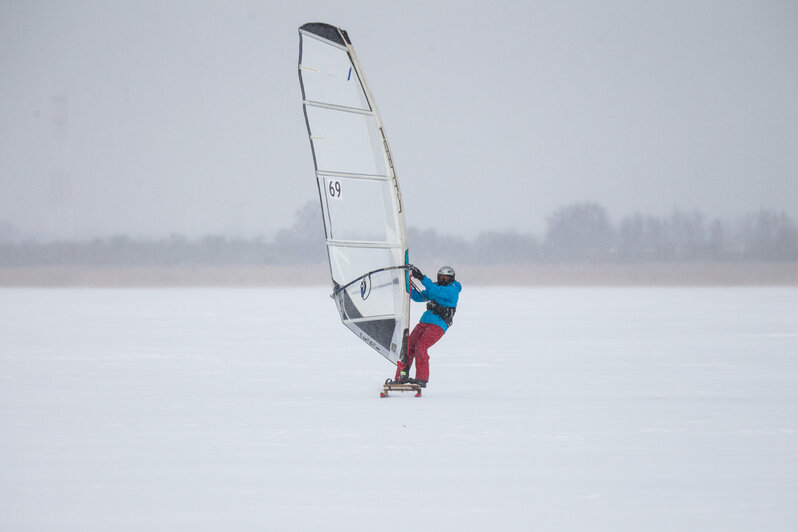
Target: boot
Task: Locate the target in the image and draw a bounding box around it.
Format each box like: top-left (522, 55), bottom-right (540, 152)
top-left (409, 378), bottom-right (427, 388)
top-left (394, 361), bottom-right (411, 384)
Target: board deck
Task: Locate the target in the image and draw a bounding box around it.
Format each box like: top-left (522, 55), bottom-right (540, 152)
top-left (381, 382), bottom-right (422, 398)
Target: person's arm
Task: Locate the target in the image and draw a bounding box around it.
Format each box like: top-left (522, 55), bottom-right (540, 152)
top-left (420, 277), bottom-right (457, 306)
top-left (410, 285), bottom-right (427, 302)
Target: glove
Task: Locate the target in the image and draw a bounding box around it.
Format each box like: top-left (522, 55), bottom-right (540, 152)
top-left (409, 265), bottom-right (424, 280)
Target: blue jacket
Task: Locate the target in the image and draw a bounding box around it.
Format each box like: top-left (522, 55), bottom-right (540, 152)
top-left (411, 276), bottom-right (462, 332)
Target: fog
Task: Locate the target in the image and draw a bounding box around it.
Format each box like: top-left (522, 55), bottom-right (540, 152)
top-left (1, 1), bottom-right (797, 241)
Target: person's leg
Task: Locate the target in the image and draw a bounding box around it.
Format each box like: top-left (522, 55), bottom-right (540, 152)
top-left (412, 324), bottom-right (445, 383)
top-left (394, 323), bottom-right (425, 381)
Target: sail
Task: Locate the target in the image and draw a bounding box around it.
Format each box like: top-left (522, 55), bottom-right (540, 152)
top-left (298, 22), bottom-right (410, 364)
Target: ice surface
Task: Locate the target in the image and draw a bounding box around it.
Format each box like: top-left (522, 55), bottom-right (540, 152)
top-left (1, 286), bottom-right (797, 531)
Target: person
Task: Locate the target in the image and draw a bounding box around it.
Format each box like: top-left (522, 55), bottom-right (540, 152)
top-left (393, 265), bottom-right (461, 388)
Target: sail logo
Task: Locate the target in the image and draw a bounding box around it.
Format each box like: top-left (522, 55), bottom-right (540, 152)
top-left (360, 275), bottom-right (372, 299)
top-left (358, 332), bottom-right (378, 350)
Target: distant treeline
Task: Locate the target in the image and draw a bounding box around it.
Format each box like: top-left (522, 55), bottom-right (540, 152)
top-left (1, 202), bottom-right (797, 266)
top-left (417, 203), bottom-right (798, 264)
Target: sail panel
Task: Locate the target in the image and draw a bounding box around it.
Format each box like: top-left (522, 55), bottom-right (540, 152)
top-left (299, 35), bottom-right (369, 110)
top-left (305, 105), bottom-right (387, 176)
top-left (348, 317), bottom-right (397, 354)
top-left (335, 274), bottom-right (403, 357)
top-left (328, 246), bottom-right (404, 316)
top-left (318, 173), bottom-right (400, 243)
top-left (300, 23), bottom-right (350, 48)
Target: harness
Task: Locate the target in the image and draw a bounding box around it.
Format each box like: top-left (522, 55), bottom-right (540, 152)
top-left (426, 300), bottom-right (456, 327)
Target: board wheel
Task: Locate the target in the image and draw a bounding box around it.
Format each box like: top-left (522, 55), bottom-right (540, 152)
top-left (380, 392), bottom-right (386, 398)
top-left (415, 391), bottom-right (422, 397)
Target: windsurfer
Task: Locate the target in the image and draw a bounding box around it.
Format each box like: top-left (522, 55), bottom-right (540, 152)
top-left (394, 265), bottom-right (462, 387)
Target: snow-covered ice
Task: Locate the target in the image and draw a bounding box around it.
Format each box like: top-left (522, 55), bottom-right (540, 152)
top-left (1, 286), bottom-right (797, 531)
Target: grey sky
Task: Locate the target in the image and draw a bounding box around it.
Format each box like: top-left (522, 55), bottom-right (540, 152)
top-left (1, 0), bottom-right (797, 240)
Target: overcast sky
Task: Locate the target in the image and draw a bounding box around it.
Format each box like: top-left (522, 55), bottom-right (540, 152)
top-left (1, 0), bottom-right (797, 240)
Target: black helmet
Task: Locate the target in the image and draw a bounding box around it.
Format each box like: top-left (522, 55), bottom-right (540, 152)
top-left (437, 265), bottom-right (455, 286)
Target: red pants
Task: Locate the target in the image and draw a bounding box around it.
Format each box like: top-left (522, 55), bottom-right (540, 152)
top-left (395, 322), bottom-right (445, 382)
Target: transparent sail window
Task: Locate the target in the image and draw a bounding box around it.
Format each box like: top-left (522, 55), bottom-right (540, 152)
top-left (328, 246), bottom-right (403, 318)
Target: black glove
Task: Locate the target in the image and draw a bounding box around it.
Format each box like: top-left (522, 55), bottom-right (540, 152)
top-left (409, 265), bottom-right (424, 280)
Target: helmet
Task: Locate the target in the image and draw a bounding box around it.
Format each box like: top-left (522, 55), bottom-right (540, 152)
top-left (437, 265), bottom-right (455, 286)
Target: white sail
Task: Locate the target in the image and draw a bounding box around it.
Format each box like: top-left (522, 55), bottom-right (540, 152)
top-left (298, 23), bottom-right (410, 364)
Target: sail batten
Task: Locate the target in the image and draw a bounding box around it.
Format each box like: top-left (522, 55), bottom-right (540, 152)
top-left (303, 100), bottom-right (375, 116)
top-left (298, 22), bottom-right (410, 364)
top-left (316, 170), bottom-right (390, 181)
top-left (326, 240), bottom-right (402, 249)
